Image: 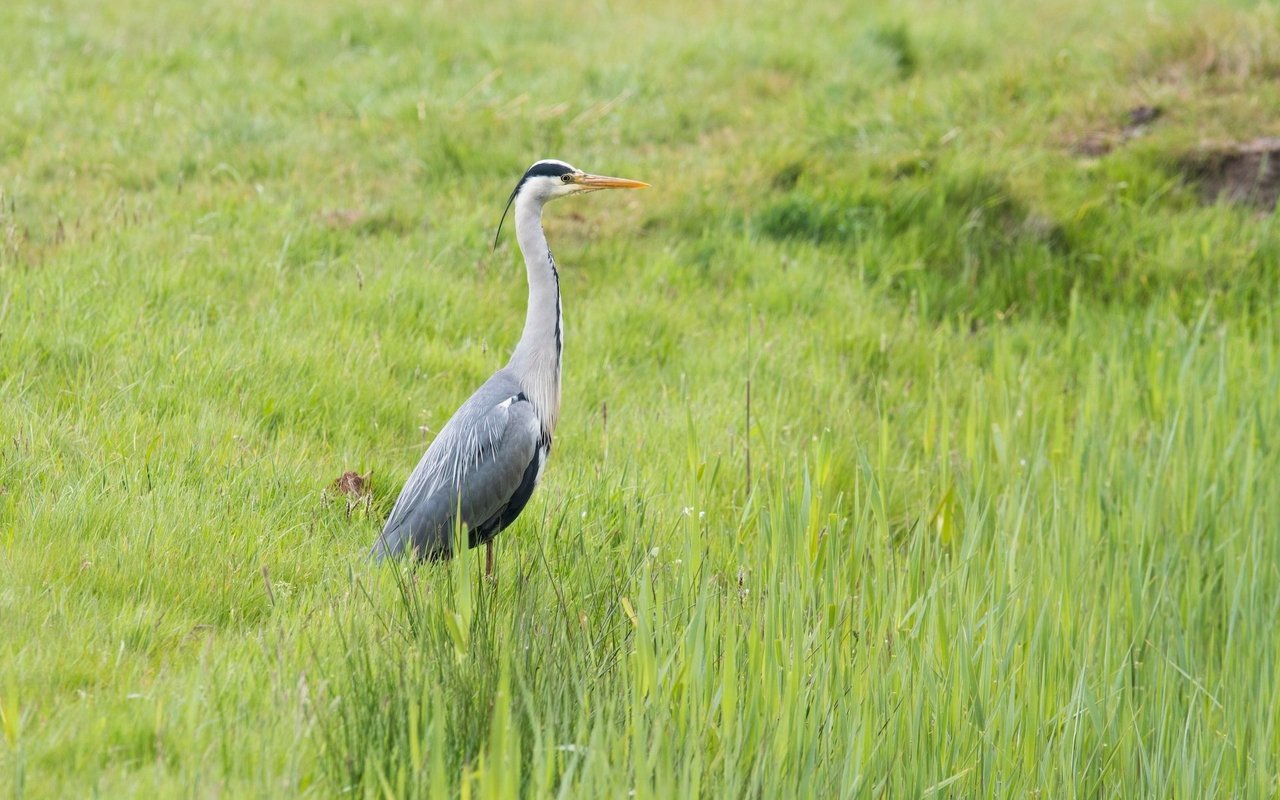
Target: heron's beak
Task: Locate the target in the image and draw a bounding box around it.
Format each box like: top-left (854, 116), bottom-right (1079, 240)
top-left (574, 173), bottom-right (650, 190)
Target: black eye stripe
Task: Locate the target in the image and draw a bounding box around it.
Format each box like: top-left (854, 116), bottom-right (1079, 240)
top-left (524, 161), bottom-right (573, 179)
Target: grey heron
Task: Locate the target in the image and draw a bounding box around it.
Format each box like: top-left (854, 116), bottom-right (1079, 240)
top-left (370, 159), bottom-right (648, 573)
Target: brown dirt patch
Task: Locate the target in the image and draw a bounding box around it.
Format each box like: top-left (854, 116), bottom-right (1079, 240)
top-left (330, 470), bottom-right (370, 498)
top-left (1180, 137), bottom-right (1280, 210)
top-left (1070, 105), bottom-right (1165, 157)
top-left (329, 470), bottom-right (374, 518)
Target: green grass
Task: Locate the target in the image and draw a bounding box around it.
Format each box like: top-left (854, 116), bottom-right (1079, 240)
top-left (2, 0), bottom-right (1279, 796)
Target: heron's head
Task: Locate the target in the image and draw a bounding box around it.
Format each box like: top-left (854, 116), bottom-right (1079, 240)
top-left (494, 159), bottom-right (648, 248)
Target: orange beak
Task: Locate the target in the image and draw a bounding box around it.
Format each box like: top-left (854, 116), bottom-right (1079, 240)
top-left (573, 173), bottom-right (650, 190)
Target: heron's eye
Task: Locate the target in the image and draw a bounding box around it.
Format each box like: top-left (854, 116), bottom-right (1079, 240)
top-left (561, 174), bottom-right (573, 183)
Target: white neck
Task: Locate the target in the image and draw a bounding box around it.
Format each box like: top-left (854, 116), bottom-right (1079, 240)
top-left (506, 191), bottom-right (562, 437)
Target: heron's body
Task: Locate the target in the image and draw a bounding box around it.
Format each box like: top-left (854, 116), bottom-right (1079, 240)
top-left (371, 160), bottom-right (646, 563)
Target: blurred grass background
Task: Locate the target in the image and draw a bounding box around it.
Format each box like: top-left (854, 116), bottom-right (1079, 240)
top-left (1, 0), bottom-right (1278, 796)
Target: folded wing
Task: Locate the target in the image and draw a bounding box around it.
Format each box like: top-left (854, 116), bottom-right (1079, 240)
top-left (371, 377), bottom-right (542, 561)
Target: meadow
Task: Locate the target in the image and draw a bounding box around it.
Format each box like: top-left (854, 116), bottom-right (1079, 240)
top-left (2, 0), bottom-right (1279, 796)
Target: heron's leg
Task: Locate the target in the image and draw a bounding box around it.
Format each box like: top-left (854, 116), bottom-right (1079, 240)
top-left (485, 541), bottom-right (494, 579)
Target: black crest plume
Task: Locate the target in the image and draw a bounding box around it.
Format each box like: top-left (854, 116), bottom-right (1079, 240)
top-left (492, 161), bottom-right (574, 251)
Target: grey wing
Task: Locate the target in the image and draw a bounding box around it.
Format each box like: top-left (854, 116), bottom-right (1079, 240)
top-left (370, 382), bottom-right (542, 561)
